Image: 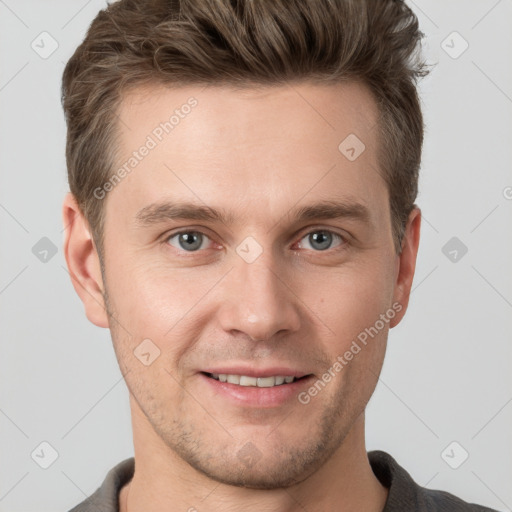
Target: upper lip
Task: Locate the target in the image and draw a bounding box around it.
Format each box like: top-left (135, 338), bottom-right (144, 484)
top-left (200, 367), bottom-right (311, 379)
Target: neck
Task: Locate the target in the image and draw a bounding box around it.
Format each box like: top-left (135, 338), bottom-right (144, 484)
top-left (119, 403), bottom-right (388, 512)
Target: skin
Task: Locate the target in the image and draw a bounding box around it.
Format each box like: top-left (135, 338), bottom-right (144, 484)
top-left (63, 80), bottom-right (421, 512)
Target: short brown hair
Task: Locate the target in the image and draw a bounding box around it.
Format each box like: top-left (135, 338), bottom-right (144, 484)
top-left (62, 0), bottom-right (430, 260)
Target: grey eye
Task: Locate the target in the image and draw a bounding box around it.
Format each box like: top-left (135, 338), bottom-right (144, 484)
top-left (167, 231), bottom-right (209, 252)
top-left (299, 231), bottom-right (343, 251)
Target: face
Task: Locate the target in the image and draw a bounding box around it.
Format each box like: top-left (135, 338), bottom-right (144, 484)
top-left (65, 81), bottom-right (419, 489)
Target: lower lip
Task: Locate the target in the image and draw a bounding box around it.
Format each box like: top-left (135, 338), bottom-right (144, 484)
top-left (199, 373), bottom-right (314, 408)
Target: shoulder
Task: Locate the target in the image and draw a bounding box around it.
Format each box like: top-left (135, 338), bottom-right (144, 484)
top-left (68, 457), bottom-right (135, 512)
top-left (368, 450), bottom-right (499, 512)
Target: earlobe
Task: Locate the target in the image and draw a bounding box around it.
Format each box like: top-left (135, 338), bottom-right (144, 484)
top-left (62, 192), bottom-right (109, 328)
top-left (389, 207), bottom-right (421, 328)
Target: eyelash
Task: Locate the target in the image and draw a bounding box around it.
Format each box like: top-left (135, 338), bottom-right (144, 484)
top-left (162, 227), bottom-right (349, 256)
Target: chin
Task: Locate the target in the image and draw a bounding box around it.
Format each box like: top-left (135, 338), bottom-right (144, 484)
top-left (190, 458), bottom-right (312, 490)
top-left (173, 435), bottom-right (332, 490)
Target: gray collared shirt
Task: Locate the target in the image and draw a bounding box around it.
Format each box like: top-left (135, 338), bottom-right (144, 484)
top-left (68, 450), bottom-right (499, 511)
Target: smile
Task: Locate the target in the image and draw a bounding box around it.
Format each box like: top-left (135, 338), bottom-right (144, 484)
top-left (204, 372), bottom-right (305, 388)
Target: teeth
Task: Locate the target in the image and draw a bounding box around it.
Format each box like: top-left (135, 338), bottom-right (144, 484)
top-left (209, 373), bottom-right (299, 387)
top-left (227, 374), bottom-right (240, 385)
top-left (240, 375), bottom-right (258, 386)
top-left (256, 376), bottom-right (275, 387)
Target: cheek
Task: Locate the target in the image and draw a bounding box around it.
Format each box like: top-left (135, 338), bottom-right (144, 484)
top-left (302, 256), bottom-right (396, 346)
top-left (105, 242), bottom-right (396, 364)
top-left (105, 259), bottom-right (222, 355)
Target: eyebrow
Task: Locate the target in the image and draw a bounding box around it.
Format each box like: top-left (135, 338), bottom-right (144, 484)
top-left (134, 198), bottom-right (372, 228)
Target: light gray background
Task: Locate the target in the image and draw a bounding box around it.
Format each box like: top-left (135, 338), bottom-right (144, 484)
top-left (1, 1), bottom-right (511, 511)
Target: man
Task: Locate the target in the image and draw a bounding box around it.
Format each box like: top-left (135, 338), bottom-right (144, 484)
top-left (61, 0), bottom-right (498, 511)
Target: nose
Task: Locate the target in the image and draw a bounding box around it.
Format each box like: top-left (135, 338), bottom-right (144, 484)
top-left (216, 251), bottom-right (302, 342)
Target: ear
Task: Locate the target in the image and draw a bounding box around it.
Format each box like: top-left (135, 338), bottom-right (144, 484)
top-left (62, 192), bottom-right (109, 328)
top-left (389, 207), bottom-right (421, 328)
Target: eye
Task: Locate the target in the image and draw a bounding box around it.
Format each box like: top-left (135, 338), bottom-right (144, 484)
top-left (295, 230), bottom-right (346, 252)
top-left (166, 231), bottom-right (212, 252)
top-left (163, 228), bottom-right (348, 255)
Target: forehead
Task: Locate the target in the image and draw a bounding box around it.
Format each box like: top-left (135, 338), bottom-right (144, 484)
top-left (107, 81), bottom-right (387, 228)
top-left (117, 80), bottom-right (379, 147)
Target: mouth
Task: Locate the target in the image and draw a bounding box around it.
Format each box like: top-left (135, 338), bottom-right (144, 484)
top-left (201, 372), bottom-right (311, 388)
top-left (199, 370), bottom-right (316, 407)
